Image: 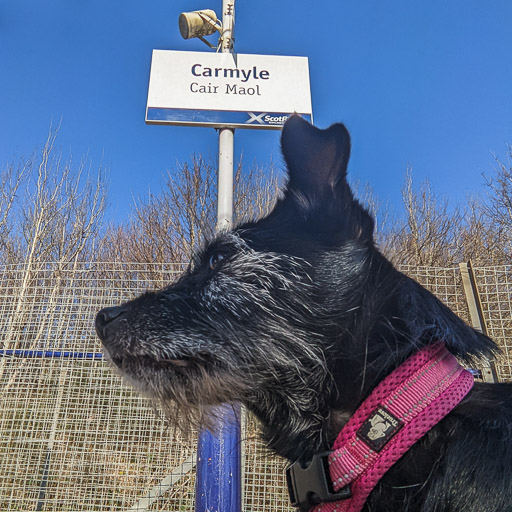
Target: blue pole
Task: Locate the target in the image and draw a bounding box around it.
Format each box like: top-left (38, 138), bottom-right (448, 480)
top-left (195, 405), bottom-right (241, 512)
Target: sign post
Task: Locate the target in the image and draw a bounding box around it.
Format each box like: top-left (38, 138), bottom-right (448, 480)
top-left (195, 3), bottom-right (241, 512)
top-left (145, 3), bottom-right (312, 509)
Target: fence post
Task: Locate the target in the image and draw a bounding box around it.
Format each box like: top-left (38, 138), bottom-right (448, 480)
top-left (459, 260), bottom-right (499, 383)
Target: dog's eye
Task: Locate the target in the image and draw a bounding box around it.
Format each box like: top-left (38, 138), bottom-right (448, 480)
top-left (209, 251), bottom-right (226, 270)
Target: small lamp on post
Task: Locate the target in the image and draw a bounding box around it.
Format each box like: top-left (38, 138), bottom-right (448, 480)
top-left (178, 9), bottom-right (221, 49)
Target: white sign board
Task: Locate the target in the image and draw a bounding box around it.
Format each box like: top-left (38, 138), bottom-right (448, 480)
top-left (146, 50), bottom-right (312, 129)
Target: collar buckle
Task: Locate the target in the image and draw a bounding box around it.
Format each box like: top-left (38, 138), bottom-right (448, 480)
top-left (286, 451), bottom-right (352, 511)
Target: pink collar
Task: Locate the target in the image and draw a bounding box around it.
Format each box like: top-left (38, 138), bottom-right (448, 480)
top-left (286, 342), bottom-right (474, 512)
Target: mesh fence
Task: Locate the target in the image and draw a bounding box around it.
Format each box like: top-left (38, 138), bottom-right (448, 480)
top-left (471, 265), bottom-right (512, 381)
top-left (0, 262), bottom-right (197, 512)
top-left (399, 265), bottom-right (471, 323)
top-left (0, 262), bottom-right (510, 511)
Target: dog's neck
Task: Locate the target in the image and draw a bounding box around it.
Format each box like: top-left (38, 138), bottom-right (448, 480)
top-left (248, 342), bottom-right (413, 463)
top-left (246, 250), bottom-right (493, 464)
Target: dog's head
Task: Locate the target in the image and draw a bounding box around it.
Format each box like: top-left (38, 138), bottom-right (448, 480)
top-left (96, 116), bottom-right (495, 461)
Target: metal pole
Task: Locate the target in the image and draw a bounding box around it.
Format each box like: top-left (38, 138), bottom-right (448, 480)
top-left (196, 2), bottom-right (242, 511)
top-left (195, 406), bottom-right (241, 512)
top-left (216, 0), bottom-right (235, 231)
top-left (217, 127), bottom-right (234, 230)
top-left (459, 260), bottom-right (499, 383)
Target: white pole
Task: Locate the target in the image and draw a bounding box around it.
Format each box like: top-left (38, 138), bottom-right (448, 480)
top-left (217, 128), bottom-right (234, 230)
top-left (216, 0), bottom-right (235, 231)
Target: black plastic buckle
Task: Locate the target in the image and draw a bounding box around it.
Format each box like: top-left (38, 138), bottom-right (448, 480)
top-left (286, 451), bottom-right (352, 511)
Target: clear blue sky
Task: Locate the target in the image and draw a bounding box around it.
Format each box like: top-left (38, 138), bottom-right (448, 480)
top-left (1, 1), bottom-right (511, 220)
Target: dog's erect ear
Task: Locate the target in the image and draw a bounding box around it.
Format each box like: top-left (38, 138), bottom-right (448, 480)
top-left (276, 115), bottom-right (373, 243)
top-left (281, 115), bottom-right (351, 198)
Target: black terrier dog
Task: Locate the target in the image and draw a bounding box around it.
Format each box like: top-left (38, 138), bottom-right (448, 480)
top-left (96, 116), bottom-right (512, 511)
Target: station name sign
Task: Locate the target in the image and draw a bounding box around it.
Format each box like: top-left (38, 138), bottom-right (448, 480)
top-left (146, 50), bottom-right (312, 129)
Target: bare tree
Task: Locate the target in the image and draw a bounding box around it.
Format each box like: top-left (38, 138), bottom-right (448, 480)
top-left (481, 147), bottom-right (512, 261)
top-left (0, 156), bottom-right (33, 263)
top-left (452, 197), bottom-right (505, 266)
top-left (233, 158), bottom-right (280, 223)
top-left (103, 156), bottom-right (280, 265)
top-left (19, 132), bottom-right (106, 266)
top-left (384, 168), bottom-right (462, 266)
top-left (0, 125), bottom-right (107, 266)
top-left (351, 179), bottom-right (392, 256)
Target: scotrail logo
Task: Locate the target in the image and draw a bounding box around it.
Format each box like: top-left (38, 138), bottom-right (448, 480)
top-left (246, 113), bottom-right (290, 126)
top-left (246, 112), bottom-right (266, 125)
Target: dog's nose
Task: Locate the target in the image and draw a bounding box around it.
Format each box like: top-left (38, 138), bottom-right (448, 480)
top-left (95, 305), bottom-right (125, 341)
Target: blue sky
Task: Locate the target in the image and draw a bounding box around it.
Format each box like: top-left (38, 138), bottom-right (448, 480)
top-left (1, 1), bottom-right (511, 221)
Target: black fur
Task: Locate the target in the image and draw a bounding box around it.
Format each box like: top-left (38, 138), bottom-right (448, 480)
top-left (96, 115), bottom-right (512, 511)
